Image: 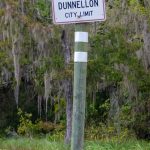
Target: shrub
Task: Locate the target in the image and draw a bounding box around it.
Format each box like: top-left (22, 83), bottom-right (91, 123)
top-left (17, 108), bottom-right (35, 137)
top-left (85, 123), bottom-right (134, 141)
top-left (36, 121), bottom-right (55, 133)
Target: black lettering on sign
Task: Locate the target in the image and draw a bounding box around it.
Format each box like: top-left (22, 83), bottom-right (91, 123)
top-left (89, 0), bottom-right (94, 7)
top-left (65, 12), bottom-right (78, 18)
top-left (67, 2), bottom-right (72, 8)
top-left (63, 2), bottom-right (67, 9)
top-left (65, 13), bottom-right (69, 18)
top-left (84, 11), bottom-right (90, 16)
top-left (77, 1), bottom-right (80, 8)
top-left (58, 2), bottom-right (62, 10)
top-left (94, 0), bottom-right (98, 6)
top-left (79, 10), bottom-right (93, 17)
top-left (58, 0), bottom-right (99, 10)
top-left (72, 1), bottom-right (77, 8)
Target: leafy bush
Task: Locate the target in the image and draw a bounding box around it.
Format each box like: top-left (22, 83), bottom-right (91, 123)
top-left (17, 109), bottom-right (65, 137)
top-left (17, 108), bottom-right (35, 137)
top-left (85, 123), bottom-right (134, 141)
top-left (36, 121), bottom-right (55, 133)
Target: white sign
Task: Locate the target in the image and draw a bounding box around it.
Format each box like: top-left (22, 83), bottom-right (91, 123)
top-left (52, 0), bottom-right (106, 24)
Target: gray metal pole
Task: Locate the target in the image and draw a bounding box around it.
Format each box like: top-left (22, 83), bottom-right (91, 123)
top-left (71, 23), bottom-right (88, 150)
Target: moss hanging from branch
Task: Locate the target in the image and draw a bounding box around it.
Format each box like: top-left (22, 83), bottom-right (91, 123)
top-left (12, 35), bottom-right (20, 108)
top-left (44, 71), bottom-right (51, 121)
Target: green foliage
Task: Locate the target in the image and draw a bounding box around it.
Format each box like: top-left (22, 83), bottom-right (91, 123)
top-left (0, 138), bottom-right (68, 150)
top-left (89, 27), bottom-right (130, 83)
top-left (36, 121), bottom-right (65, 134)
top-left (87, 99), bottom-right (110, 123)
top-left (0, 0), bottom-right (150, 141)
top-left (85, 123), bottom-right (133, 141)
top-left (88, 104), bottom-right (98, 119)
top-left (99, 99), bottom-right (111, 119)
top-left (54, 97), bottom-right (66, 113)
top-left (17, 108), bottom-right (35, 136)
top-left (119, 102), bottom-right (136, 131)
top-left (129, 0), bottom-right (148, 15)
top-left (36, 0), bottom-right (51, 23)
top-left (36, 121), bottom-right (55, 133)
top-left (0, 8), bottom-right (4, 17)
top-left (47, 131), bottom-right (65, 142)
top-left (1, 138), bottom-right (150, 150)
top-left (89, 17), bottom-right (150, 138)
top-left (17, 109), bottom-right (65, 136)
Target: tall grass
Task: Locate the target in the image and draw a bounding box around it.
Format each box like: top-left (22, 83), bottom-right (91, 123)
top-left (0, 138), bottom-right (150, 150)
top-left (85, 140), bottom-right (150, 150)
top-left (0, 138), bottom-right (68, 150)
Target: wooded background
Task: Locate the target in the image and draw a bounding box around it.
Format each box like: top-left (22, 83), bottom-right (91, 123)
top-left (0, 0), bottom-right (150, 142)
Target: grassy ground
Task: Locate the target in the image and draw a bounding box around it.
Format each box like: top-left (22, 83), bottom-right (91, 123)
top-left (0, 138), bottom-right (150, 150)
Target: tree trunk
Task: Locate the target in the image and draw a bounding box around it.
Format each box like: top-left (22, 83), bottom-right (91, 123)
top-left (61, 29), bottom-right (73, 144)
top-left (65, 79), bottom-right (72, 144)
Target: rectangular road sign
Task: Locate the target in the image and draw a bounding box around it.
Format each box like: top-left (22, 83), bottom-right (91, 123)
top-left (52, 0), bottom-right (106, 24)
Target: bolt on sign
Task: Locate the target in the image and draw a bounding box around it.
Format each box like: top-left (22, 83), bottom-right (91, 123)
top-left (52, 0), bottom-right (106, 24)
